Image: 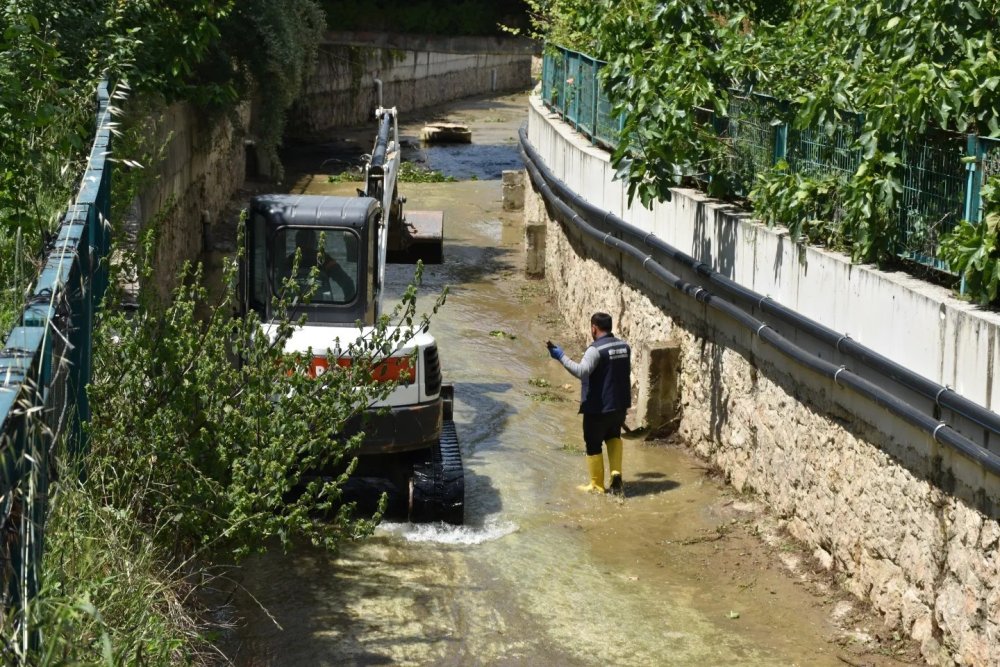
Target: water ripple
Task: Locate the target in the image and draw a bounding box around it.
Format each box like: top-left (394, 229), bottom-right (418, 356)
top-left (378, 515), bottom-right (517, 545)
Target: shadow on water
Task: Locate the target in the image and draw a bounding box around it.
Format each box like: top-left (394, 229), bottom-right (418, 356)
top-left (382, 243), bottom-right (518, 302)
top-left (441, 244), bottom-right (517, 286)
top-left (455, 382), bottom-right (512, 452)
top-left (229, 544), bottom-right (464, 666)
top-left (452, 381), bottom-right (514, 524)
top-left (280, 136), bottom-right (370, 175)
top-left (461, 469), bottom-right (503, 524)
top-left (623, 470), bottom-right (681, 498)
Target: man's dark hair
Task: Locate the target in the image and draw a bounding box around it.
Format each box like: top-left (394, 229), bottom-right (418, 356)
top-left (591, 312), bottom-right (612, 332)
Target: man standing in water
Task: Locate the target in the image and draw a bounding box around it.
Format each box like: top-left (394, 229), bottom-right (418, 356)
top-left (548, 312), bottom-right (631, 495)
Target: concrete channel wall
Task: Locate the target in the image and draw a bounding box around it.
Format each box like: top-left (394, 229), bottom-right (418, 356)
top-left (525, 94), bottom-right (1000, 665)
top-left (288, 32), bottom-right (534, 136)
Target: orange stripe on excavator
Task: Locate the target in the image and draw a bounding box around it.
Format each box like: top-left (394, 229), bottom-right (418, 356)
top-left (309, 356), bottom-right (415, 384)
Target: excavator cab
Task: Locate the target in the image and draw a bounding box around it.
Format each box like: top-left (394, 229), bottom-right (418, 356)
top-left (242, 194), bottom-right (381, 325)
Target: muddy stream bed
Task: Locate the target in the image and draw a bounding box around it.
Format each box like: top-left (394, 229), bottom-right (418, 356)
top-left (214, 92), bottom-right (919, 666)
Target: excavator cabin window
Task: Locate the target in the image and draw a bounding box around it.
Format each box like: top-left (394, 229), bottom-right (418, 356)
top-left (273, 227), bottom-right (360, 305)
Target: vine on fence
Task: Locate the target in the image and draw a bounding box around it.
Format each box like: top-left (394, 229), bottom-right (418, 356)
top-left (749, 165), bottom-right (847, 251)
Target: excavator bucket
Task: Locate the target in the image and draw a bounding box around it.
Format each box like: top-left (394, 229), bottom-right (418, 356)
top-left (388, 210), bottom-right (444, 264)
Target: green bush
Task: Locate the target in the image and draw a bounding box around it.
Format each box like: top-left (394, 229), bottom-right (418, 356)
top-left (750, 164), bottom-right (847, 250)
top-left (90, 216), bottom-right (448, 557)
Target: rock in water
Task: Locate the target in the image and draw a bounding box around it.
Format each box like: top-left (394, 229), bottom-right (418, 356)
top-left (420, 123), bottom-right (472, 144)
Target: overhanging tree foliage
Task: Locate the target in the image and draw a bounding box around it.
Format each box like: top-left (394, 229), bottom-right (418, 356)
top-left (0, 0), bottom-right (326, 307)
top-left (546, 0), bottom-right (1000, 296)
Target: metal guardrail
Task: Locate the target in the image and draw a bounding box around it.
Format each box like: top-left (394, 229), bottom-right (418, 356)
top-left (540, 44), bottom-right (999, 275)
top-left (0, 80), bottom-right (112, 621)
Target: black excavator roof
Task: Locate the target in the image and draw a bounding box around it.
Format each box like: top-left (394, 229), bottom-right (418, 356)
top-left (250, 194), bottom-right (380, 229)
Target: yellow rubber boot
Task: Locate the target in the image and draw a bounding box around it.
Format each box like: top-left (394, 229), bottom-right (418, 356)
top-left (577, 454), bottom-right (605, 493)
top-left (606, 438), bottom-right (624, 496)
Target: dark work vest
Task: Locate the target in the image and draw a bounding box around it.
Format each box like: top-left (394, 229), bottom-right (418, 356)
top-left (580, 333), bottom-right (632, 414)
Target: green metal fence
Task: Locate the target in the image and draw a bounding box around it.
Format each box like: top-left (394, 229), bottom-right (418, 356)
top-left (972, 136), bottom-right (1000, 221)
top-left (785, 115), bottom-right (864, 179)
top-left (0, 79), bottom-right (112, 627)
top-left (540, 44), bottom-right (998, 274)
top-left (896, 133), bottom-right (968, 269)
top-left (540, 46), bottom-right (621, 149)
top-left (719, 92), bottom-right (786, 196)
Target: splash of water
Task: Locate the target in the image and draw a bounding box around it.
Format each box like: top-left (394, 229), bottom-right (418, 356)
top-left (378, 515), bottom-right (517, 545)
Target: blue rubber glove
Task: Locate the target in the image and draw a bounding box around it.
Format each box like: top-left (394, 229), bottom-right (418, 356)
top-left (549, 344), bottom-right (564, 360)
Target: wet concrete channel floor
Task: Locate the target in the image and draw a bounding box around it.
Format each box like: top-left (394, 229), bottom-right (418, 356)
top-left (222, 92), bottom-right (919, 666)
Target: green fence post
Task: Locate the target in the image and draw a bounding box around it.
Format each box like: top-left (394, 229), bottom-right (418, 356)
top-left (591, 58), bottom-right (598, 144)
top-left (542, 51), bottom-right (550, 107)
top-left (964, 134), bottom-right (983, 225)
top-left (576, 54), bottom-right (583, 131)
top-left (959, 134), bottom-right (983, 294)
top-left (561, 47), bottom-right (568, 118)
top-left (773, 102), bottom-right (789, 165)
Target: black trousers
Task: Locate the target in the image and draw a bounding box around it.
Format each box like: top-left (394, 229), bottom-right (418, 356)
top-left (582, 409), bottom-right (626, 456)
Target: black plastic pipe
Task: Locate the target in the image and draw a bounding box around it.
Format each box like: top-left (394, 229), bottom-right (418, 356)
top-left (519, 128), bottom-right (1000, 439)
top-left (370, 112), bottom-right (393, 171)
top-left (519, 128), bottom-right (1000, 476)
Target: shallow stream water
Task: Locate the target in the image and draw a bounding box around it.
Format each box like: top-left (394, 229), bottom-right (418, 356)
top-left (220, 92), bottom-right (911, 666)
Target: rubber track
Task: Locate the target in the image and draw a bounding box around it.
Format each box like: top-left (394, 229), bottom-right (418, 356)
top-left (410, 420), bottom-right (465, 524)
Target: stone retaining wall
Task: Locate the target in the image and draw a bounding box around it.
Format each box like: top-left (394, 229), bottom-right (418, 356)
top-left (132, 102), bottom-right (248, 301)
top-left (289, 40), bottom-right (532, 137)
top-left (528, 184), bottom-right (1000, 664)
top-left (525, 135), bottom-right (1000, 665)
